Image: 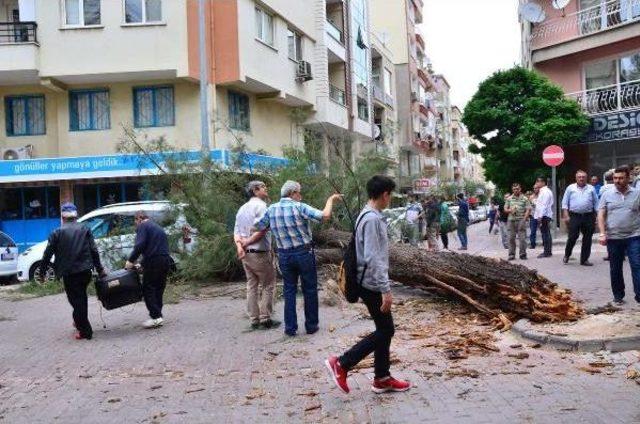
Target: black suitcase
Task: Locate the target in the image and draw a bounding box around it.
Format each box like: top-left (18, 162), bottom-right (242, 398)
top-left (95, 269), bottom-right (142, 310)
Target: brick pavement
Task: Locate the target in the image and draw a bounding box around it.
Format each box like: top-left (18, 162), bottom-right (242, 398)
top-left (1, 283), bottom-right (639, 423)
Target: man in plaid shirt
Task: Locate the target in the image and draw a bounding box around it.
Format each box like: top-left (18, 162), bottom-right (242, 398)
top-left (247, 180), bottom-right (342, 336)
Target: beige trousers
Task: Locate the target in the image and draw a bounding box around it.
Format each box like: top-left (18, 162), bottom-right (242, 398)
top-left (243, 252), bottom-right (276, 323)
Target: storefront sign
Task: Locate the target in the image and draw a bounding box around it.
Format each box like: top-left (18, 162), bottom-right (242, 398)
top-left (585, 110), bottom-right (640, 143)
top-left (0, 150), bottom-right (288, 183)
top-left (413, 178), bottom-right (435, 193)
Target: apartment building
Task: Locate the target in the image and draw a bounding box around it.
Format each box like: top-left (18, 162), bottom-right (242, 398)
top-left (370, 0), bottom-right (442, 192)
top-left (521, 0), bottom-right (640, 178)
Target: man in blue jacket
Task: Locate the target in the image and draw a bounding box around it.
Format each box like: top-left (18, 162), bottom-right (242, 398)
top-left (125, 210), bottom-right (172, 329)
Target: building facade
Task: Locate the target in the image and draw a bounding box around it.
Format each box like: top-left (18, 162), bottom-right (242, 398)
top-left (521, 0), bottom-right (640, 179)
top-left (0, 0), bottom-right (374, 250)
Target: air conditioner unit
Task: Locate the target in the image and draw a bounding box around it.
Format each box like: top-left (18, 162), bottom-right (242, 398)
top-left (296, 61), bottom-right (313, 82)
top-left (2, 145), bottom-right (33, 160)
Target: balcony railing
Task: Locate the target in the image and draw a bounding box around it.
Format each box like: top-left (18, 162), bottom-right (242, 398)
top-left (0, 22), bottom-right (38, 44)
top-left (566, 79), bottom-right (640, 115)
top-left (373, 84), bottom-right (384, 103)
top-left (531, 0), bottom-right (640, 47)
top-left (329, 84), bottom-right (346, 105)
top-left (325, 20), bottom-right (344, 44)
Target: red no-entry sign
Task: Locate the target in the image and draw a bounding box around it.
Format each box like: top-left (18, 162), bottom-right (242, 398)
top-left (543, 145), bottom-right (564, 167)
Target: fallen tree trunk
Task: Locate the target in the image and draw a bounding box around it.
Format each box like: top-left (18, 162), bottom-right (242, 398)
top-left (314, 229), bottom-right (584, 326)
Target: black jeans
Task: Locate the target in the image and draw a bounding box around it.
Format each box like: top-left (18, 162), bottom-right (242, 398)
top-left (63, 270), bottom-right (93, 339)
top-left (539, 217), bottom-right (553, 255)
top-left (564, 212), bottom-right (595, 263)
top-left (142, 256), bottom-right (171, 319)
top-left (339, 286), bottom-right (394, 379)
top-left (441, 232), bottom-right (449, 249)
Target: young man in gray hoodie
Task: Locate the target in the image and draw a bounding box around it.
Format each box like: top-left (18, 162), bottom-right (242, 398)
top-left (325, 176), bottom-right (411, 394)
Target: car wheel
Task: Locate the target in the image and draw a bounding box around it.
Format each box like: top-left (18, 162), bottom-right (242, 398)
top-left (30, 262), bottom-right (56, 284)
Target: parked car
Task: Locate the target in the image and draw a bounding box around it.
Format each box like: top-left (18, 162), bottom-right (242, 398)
top-left (17, 201), bottom-right (195, 282)
top-left (0, 231), bottom-right (19, 283)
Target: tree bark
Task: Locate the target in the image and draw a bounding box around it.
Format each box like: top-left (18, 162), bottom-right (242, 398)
top-left (314, 229), bottom-right (584, 325)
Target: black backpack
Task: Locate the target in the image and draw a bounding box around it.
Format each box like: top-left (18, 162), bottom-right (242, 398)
top-left (338, 211), bottom-right (371, 303)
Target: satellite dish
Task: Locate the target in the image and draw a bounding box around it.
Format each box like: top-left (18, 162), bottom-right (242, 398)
top-left (552, 0), bottom-right (571, 9)
top-left (373, 125), bottom-right (382, 140)
top-left (520, 2), bottom-right (546, 23)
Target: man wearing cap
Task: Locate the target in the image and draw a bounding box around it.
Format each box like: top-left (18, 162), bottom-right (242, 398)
top-left (40, 203), bottom-right (106, 340)
top-left (234, 181), bottom-right (279, 330)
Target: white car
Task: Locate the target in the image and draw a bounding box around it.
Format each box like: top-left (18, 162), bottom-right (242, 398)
top-left (0, 231), bottom-right (19, 281)
top-left (17, 201), bottom-right (195, 282)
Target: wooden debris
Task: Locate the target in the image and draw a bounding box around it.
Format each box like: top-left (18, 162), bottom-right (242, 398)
top-left (315, 230), bottom-right (584, 325)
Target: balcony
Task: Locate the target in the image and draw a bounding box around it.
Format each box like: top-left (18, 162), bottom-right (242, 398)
top-left (531, 0), bottom-right (640, 54)
top-left (325, 20), bottom-right (346, 63)
top-left (566, 79), bottom-right (640, 115)
top-left (418, 68), bottom-right (434, 89)
top-left (0, 22), bottom-right (39, 83)
top-left (415, 28), bottom-right (425, 52)
top-left (329, 84), bottom-right (346, 106)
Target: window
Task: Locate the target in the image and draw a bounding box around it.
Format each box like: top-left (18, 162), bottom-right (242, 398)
top-left (69, 89), bottom-right (110, 131)
top-left (4, 95), bottom-right (45, 136)
top-left (620, 52), bottom-right (640, 82)
top-left (287, 29), bottom-right (302, 61)
top-left (64, 0), bottom-right (101, 26)
top-left (357, 97), bottom-right (369, 121)
top-left (133, 86), bottom-right (174, 128)
top-left (23, 187), bottom-right (45, 220)
top-left (384, 68), bottom-right (393, 96)
top-left (228, 91), bottom-right (250, 131)
top-left (585, 60), bottom-right (615, 89)
top-left (255, 6), bottom-right (274, 45)
top-left (82, 214), bottom-right (112, 239)
top-left (124, 0), bottom-right (162, 24)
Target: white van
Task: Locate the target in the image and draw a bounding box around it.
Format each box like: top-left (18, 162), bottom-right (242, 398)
top-left (17, 201), bottom-right (195, 282)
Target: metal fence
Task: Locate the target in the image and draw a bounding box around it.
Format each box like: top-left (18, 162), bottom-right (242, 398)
top-left (0, 22), bottom-right (38, 44)
top-left (567, 79), bottom-right (640, 115)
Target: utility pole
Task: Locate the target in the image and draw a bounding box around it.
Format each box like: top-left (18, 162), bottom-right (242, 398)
top-left (198, 0), bottom-right (210, 153)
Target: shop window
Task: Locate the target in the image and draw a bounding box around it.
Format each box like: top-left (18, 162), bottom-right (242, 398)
top-left (124, 183), bottom-right (143, 202)
top-left (0, 189), bottom-right (21, 220)
top-left (99, 183), bottom-right (123, 206)
top-left (23, 187), bottom-right (46, 220)
top-left (47, 187), bottom-right (60, 218)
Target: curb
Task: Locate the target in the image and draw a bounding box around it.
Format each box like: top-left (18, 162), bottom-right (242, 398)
top-left (511, 319), bottom-right (640, 353)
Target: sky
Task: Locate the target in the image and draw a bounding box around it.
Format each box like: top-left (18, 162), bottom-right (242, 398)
top-left (420, 0), bottom-right (522, 110)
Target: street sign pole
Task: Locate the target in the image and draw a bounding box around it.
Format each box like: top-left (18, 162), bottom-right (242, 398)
top-left (552, 166), bottom-right (557, 237)
top-left (542, 145), bottom-right (565, 238)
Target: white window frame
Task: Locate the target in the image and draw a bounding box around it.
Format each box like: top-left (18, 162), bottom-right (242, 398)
top-left (61, 0), bottom-right (102, 28)
top-left (122, 0), bottom-right (164, 26)
top-left (383, 68), bottom-right (393, 96)
top-left (255, 6), bottom-right (274, 46)
top-left (287, 28), bottom-right (302, 62)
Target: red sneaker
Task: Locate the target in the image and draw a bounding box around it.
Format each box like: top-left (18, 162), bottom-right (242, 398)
top-left (325, 356), bottom-right (349, 393)
top-left (372, 376), bottom-right (411, 394)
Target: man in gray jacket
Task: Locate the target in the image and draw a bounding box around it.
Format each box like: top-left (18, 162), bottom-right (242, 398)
top-left (326, 176), bottom-right (410, 395)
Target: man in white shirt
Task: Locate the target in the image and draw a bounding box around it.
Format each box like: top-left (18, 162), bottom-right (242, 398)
top-left (234, 181), bottom-right (279, 330)
top-left (534, 177), bottom-right (554, 258)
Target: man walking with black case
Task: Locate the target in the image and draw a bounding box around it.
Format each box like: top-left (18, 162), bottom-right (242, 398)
top-left (126, 211), bottom-right (172, 329)
top-left (40, 203), bottom-right (105, 340)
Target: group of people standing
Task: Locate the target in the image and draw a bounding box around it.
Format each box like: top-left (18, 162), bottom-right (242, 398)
top-left (406, 193), bottom-right (470, 251)
top-left (491, 165), bottom-right (640, 305)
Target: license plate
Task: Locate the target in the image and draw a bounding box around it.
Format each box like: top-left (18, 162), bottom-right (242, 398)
top-left (1, 253), bottom-right (15, 261)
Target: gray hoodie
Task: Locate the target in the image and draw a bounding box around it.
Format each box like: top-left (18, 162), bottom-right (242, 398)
top-left (355, 205), bottom-right (390, 293)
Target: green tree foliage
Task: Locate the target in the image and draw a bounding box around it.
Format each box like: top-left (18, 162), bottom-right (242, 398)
top-left (462, 67), bottom-right (589, 192)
